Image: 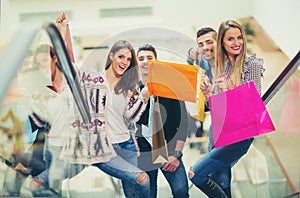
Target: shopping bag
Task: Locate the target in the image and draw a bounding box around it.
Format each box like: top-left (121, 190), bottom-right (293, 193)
top-left (209, 81), bottom-right (275, 148)
top-left (148, 97), bottom-right (168, 164)
top-left (192, 68), bottom-right (205, 122)
top-left (278, 79), bottom-right (300, 133)
top-left (147, 60), bottom-right (199, 102)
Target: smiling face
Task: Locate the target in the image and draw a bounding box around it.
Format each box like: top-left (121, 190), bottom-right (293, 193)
top-left (197, 32), bottom-right (217, 61)
top-left (109, 48), bottom-right (132, 77)
top-left (137, 50), bottom-right (156, 82)
top-left (222, 27), bottom-right (244, 59)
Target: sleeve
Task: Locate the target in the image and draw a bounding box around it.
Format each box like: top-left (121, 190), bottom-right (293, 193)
top-left (124, 87), bottom-right (149, 122)
top-left (136, 101), bottom-right (150, 125)
top-left (186, 48), bottom-right (197, 65)
top-left (247, 55), bottom-right (265, 95)
top-left (176, 100), bottom-right (189, 141)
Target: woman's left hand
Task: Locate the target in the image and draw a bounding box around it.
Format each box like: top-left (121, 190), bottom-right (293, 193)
top-left (214, 76), bottom-right (228, 93)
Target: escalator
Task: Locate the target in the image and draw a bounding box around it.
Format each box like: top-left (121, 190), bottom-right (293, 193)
top-left (0, 22), bottom-right (91, 197)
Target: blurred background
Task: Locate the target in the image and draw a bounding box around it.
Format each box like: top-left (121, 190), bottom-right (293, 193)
top-left (0, 0), bottom-right (299, 197)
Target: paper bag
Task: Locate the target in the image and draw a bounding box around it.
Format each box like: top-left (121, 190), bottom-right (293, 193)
top-left (149, 97), bottom-right (168, 164)
top-left (209, 81), bottom-right (275, 148)
top-left (192, 68), bottom-right (205, 122)
top-left (147, 60), bottom-right (198, 102)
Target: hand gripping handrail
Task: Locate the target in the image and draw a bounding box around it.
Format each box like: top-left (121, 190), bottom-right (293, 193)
top-left (0, 22), bottom-right (91, 125)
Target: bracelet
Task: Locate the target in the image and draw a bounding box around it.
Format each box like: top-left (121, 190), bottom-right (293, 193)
top-left (170, 150), bottom-right (183, 159)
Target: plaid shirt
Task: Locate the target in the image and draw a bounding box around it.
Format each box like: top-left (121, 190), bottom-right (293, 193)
top-left (224, 54), bottom-right (265, 95)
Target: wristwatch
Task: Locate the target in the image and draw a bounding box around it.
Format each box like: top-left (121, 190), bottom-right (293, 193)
top-left (172, 150), bottom-right (183, 159)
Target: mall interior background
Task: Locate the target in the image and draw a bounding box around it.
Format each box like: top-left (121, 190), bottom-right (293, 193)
top-left (0, 0), bottom-right (299, 197)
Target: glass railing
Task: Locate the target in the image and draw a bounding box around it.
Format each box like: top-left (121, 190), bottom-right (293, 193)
top-left (0, 21), bottom-right (299, 197)
top-left (230, 51), bottom-right (300, 198)
top-left (0, 22), bottom-right (91, 197)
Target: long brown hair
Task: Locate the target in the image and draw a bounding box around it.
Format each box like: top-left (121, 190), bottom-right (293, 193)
top-left (105, 40), bottom-right (139, 95)
top-left (215, 20), bottom-right (247, 87)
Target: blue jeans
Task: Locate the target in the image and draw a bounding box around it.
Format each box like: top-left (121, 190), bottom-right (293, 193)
top-left (190, 136), bottom-right (254, 189)
top-left (146, 158), bottom-right (189, 198)
top-left (94, 137), bottom-right (150, 198)
top-left (34, 148), bottom-right (51, 188)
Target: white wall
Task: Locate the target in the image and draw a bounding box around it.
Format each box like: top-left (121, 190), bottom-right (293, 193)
top-left (0, 0), bottom-right (299, 59)
top-left (156, 0), bottom-right (252, 37)
top-left (1, 0), bottom-right (252, 37)
top-left (252, 0), bottom-right (300, 59)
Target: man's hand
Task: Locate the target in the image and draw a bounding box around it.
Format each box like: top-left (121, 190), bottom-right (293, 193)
top-left (189, 47), bottom-right (200, 61)
top-left (161, 156), bottom-right (180, 172)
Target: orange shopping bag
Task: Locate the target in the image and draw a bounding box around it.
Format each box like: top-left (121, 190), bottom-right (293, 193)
top-left (147, 60), bottom-right (199, 102)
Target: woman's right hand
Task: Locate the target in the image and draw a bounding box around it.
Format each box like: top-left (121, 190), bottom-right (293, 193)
top-left (140, 86), bottom-right (150, 103)
top-left (55, 12), bottom-right (69, 41)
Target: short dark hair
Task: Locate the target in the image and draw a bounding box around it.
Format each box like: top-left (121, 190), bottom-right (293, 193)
top-left (196, 27), bottom-right (217, 39)
top-left (137, 44), bottom-right (157, 59)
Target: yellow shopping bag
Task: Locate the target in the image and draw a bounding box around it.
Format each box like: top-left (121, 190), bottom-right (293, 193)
top-left (192, 68), bottom-right (205, 122)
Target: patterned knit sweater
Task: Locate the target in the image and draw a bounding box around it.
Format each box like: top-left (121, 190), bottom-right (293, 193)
top-left (60, 69), bottom-right (148, 164)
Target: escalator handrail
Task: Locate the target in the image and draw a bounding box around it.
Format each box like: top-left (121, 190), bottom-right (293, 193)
top-left (0, 22), bottom-right (91, 125)
top-left (43, 22), bottom-right (91, 124)
top-left (262, 50), bottom-right (300, 104)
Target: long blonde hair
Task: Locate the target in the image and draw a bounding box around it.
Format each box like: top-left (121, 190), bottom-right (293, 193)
top-left (215, 20), bottom-right (247, 88)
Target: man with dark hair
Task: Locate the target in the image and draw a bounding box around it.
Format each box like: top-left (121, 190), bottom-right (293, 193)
top-left (187, 27), bottom-right (233, 197)
top-left (136, 44), bottom-right (189, 198)
top-left (187, 27), bottom-right (217, 81)
top-left (186, 27), bottom-right (217, 151)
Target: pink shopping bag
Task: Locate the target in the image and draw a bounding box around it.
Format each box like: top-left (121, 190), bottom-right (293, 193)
top-left (209, 80), bottom-right (275, 148)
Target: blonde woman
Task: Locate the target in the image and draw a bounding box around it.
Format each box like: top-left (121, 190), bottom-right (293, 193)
top-left (189, 20), bottom-right (265, 198)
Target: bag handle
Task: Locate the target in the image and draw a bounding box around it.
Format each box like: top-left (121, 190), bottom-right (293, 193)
top-left (210, 72), bottom-right (236, 94)
top-left (221, 72), bottom-right (236, 88)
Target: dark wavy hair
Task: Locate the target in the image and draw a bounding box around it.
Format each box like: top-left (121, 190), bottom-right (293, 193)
top-left (104, 40), bottom-right (139, 95)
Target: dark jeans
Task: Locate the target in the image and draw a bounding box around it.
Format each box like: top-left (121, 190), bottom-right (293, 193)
top-left (190, 137), bottom-right (254, 189)
top-left (146, 158), bottom-right (189, 198)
